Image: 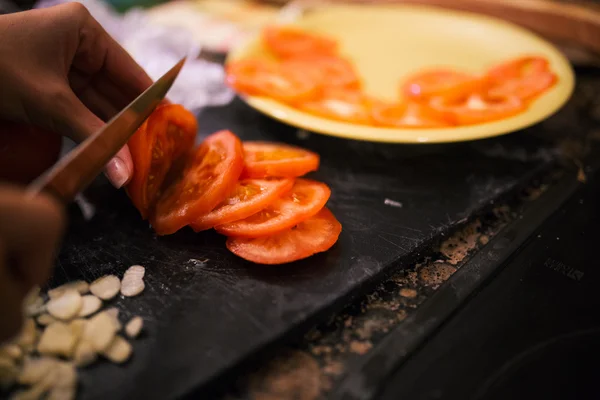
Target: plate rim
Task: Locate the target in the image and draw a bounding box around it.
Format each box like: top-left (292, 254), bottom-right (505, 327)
top-left (226, 3), bottom-right (576, 144)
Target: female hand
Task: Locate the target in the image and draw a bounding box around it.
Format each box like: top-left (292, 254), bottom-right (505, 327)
top-left (0, 3), bottom-right (154, 188)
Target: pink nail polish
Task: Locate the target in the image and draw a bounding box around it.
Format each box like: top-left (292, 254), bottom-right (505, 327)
top-left (106, 158), bottom-right (129, 189)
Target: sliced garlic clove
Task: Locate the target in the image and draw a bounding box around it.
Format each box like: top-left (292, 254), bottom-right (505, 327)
top-left (120, 266), bottom-right (145, 297)
top-left (37, 314), bottom-right (57, 326)
top-left (17, 357), bottom-right (55, 385)
top-left (77, 295), bottom-right (101, 318)
top-left (101, 336), bottom-right (132, 364)
top-left (89, 275), bottom-right (120, 300)
top-left (48, 281), bottom-right (89, 299)
top-left (0, 344), bottom-right (22, 361)
top-left (24, 295), bottom-right (45, 317)
top-left (125, 317), bottom-right (143, 339)
top-left (82, 312), bottom-right (118, 352)
top-left (73, 340), bottom-right (96, 368)
top-left (15, 319), bottom-right (37, 351)
top-left (68, 319), bottom-right (86, 343)
top-left (105, 307), bottom-right (119, 320)
top-left (13, 365), bottom-right (58, 400)
top-left (46, 290), bottom-right (83, 321)
top-left (37, 322), bottom-right (77, 358)
top-left (54, 362), bottom-right (77, 388)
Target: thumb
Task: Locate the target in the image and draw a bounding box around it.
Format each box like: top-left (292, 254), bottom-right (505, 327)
top-left (62, 93), bottom-right (134, 189)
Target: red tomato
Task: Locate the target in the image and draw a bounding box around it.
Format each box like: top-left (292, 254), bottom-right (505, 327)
top-left (281, 54), bottom-right (361, 90)
top-left (226, 207), bottom-right (341, 265)
top-left (126, 104), bottom-right (197, 219)
top-left (486, 56), bottom-right (556, 102)
top-left (298, 88), bottom-right (373, 124)
top-left (262, 26), bottom-right (338, 59)
top-left (487, 56), bottom-right (549, 82)
top-left (226, 58), bottom-right (319, 104)
top-left (216, 179), bottom-right (331, 238)
top-left (371, 101), bottom-right (452, 128)
top-left (0, 121), bottom-right (62, 184)
top-left (488, 71), bottom-right (556, 102)
top-left (402, 69), bottom-right (485, 102)
top-left (190, 178), bottom-right (294, 232)
top-left (151, 130), bottom-right (244, 235)
top-left (241, 142), bottom-right (320, 179)
top-left (428, 93), bottom-right (526, 125)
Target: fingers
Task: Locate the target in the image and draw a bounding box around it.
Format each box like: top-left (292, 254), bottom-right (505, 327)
top-left (105, 146), bottom-right (133, 189)
top-left (0, 185), bottom-right (66, 288)
top-left (60, 90), bottom-right (133, 189)
top-left (69, 70), bottom-right (120, 121)
top-left (73, 7), bottom-right (153, 102)
top-left (0, 241), bottom-right (28, 341)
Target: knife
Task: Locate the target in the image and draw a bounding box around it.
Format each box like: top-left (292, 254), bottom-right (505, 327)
top-left (26, 57), bottom-right (186, 203)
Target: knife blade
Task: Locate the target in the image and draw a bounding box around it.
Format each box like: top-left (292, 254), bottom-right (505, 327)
top-left (26, 57), bottom-right (186, 203)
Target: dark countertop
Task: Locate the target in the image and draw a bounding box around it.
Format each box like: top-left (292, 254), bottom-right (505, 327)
top-left (216, 66), bottom-right (600, 400)
top-left (36, 66), bottom-right (596, 400)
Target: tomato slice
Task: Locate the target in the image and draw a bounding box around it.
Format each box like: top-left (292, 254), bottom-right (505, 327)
top-left (262, 26), bottom-right (338, 59)
top-left (402, 69), bottom-right (484, 102)
top-left (298, 89), bottom-right (373, 124)
top-left (487, 56), bottom-right (549, 82)
top-left (226, 58), bottom-right (319, 104)
top-left (488, 70), bottom-right (556, 102)
top-left (486, 56), bottom-right (556, 102)
top-left (226, 207), bottom-right (341, 265)
top-left (281, 54), bottom-right (361, 90)
top-left (428, 93), bottom-right (526, 125)
top-left (151, 130), bottom-right (244, 235)
top-left (216, 178), bottom-right (331, 238)
top-left (241, 142), bottom-right (320, 179)
top-left (190, 178), bottom-right (294, 232)
top-left (127, 104), bottom-right (197, 219)
top-left (371, 101), bottom-right (452, 128)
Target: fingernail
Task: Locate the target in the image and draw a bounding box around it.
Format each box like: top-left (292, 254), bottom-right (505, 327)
top-left (105, 157), bottom-right (129, 189)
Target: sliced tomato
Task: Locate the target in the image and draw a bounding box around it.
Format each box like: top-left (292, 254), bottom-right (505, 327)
top-left (428, 93), bottom-right (526, 125)
top-left (262, 26), bottom-right (338, 59)
top-left (488, 70), bottom-right (556, 102)
top-left (225, 58), bottom-right (277, 96)
top-left (216, 178), bottom-right (330, 238)
top-left (487, 56), bottom-right (549, 83)
top-left (226, 207), bottom-right (341, 265)
top-left (151, 130), bottom-right (244, 235)
top-left (298, 88), bottom-right (373, 124)
top-left (281, 54), bottom-right (361, 90)
top-left (190, 178), bottom-right (294, 232)
top-left (241, 142), bottom-right (320, 179)
top-left (127, 104), bottom-right (197, 219)
top-left (0, 122), bottom-right (62, 184)
top-left (486, 56), bottom-right (556, 102)
top-left (371, 101), bottom-right (452, 128)
top-left (226, 58), bottom-right (319, 104)
top-left (402, 69), bottom-right (485, 102)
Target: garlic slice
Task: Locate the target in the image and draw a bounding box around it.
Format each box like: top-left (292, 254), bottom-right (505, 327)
top-left (120, 265), bottom-right (145, 297)
top-left (46, 291), bottom-right (82, 321)
top-left (125, 317), bottom-right (143, 339)
top-left (89, 275), bottom-right (120, 300)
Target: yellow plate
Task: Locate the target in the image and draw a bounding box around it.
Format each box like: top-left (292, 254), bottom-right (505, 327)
top-left (226, 3), bottom-right (575, 144)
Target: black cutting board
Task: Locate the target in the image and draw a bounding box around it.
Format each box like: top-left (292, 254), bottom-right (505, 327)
top-left (41, 98), bottom-right (570, 400)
